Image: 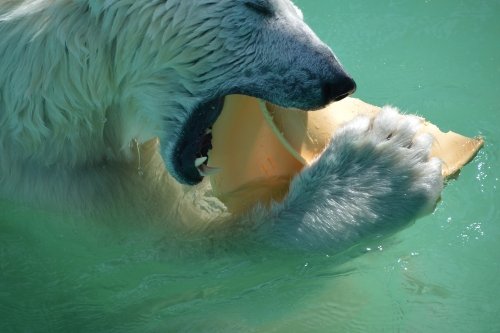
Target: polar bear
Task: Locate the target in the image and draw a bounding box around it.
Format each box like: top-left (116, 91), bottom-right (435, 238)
top-left (0, 0), bottom-right (442, 251)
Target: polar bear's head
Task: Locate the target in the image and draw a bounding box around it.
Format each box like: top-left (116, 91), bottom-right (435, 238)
top-left (93, 0), bottom-right (356, 185)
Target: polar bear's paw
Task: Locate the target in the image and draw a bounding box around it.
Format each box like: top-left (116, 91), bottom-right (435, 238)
top-left (322, 106), bottom-right (443, 219)
top-left (257, 106), bottom-right (444, 251)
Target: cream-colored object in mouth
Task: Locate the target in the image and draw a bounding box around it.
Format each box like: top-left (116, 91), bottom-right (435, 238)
top-left (208, 95), bottom-right (484, 213)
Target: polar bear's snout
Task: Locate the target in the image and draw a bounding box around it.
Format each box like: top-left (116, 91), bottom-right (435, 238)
top-left (322, 76), bottom-right (357, 103)
top-left (320, 61), bottom-right (357, 104)
top-left (210, 1), bottom-right (358, 111)
top-left (289, 38), bottom-right (357, 108)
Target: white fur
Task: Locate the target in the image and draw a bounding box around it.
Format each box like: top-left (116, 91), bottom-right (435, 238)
top-left (0, 0), bottom-right (443, 252)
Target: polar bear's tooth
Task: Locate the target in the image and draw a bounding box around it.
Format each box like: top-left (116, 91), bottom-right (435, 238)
top-left (197, 164), bottom-right (222, 177)
top-left (195, 156), bottom-right (208, 167)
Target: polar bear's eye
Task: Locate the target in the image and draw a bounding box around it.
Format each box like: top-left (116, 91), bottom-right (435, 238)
top-left (244, 1), bottom-right (274, 17)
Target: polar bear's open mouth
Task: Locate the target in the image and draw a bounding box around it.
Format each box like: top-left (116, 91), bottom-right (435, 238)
top-left (168, 92), bottom-right (352, 185)
top-left (168, 96), bottom-right (227, 185)
top-left (168, 74), bottom-right (357, 185)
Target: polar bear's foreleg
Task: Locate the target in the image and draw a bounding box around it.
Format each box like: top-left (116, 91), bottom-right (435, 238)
top-left (247, 107), bottom-right (443, 251)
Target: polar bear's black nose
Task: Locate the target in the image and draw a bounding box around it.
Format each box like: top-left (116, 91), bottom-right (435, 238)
top-left (321, 74), bottom-right (357, 104)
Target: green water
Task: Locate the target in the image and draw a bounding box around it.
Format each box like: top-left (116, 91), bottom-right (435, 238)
top-left (1, 1), bottom-right (500, 332)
